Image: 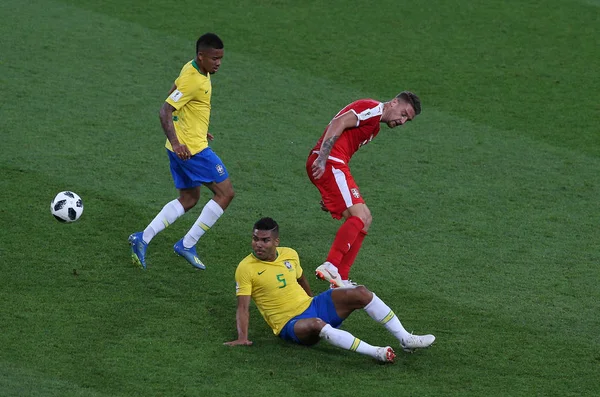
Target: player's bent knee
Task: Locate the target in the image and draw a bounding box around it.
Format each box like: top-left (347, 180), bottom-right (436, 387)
top-left (351, 286), bottom-right (373, 306)
top-left (215, 180), bottom-right (235, 200)
top-left (295, 318), bottom-right (327, 345)
top-left (362, 215), bottom-right (372, 230)
top-left (216, 189), bottom-right (235, 208)
top-left (352, 206), bottom-right (372, 230)
top-left (226, 188), bottom-right (235, 200)
top-left (361, 209), bottom-right (373, 229)
top-left (312, 318), bottom-right (328, 330)
top-left (178, 196), bottom-right (199, 212)
top-left (305, 318), bottom-right (328, 335)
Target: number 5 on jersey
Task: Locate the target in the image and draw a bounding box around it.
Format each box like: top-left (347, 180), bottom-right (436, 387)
top-left (276, 274), bottom-right (287, 288)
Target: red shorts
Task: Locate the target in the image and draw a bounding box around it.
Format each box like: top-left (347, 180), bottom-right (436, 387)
top-left (306, 153), bottom-right (365, 220)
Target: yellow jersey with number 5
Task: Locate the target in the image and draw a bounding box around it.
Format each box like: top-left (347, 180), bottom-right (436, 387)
top-left (164, 60), bottom-right (211, 155)
top-left (235, 247), bottom-right (313, 335)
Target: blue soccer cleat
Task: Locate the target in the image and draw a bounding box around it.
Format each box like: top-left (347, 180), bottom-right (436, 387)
top-left (173, 239), bottom-right (206, 270)
top-left (128, 232), bottom-right (148, 269)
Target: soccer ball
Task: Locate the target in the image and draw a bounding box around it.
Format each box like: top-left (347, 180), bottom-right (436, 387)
top-left (50, 191), bottom-right (84, 223)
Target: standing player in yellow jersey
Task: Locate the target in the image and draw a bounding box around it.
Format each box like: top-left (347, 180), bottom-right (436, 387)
top-left (128, 33), bottom-right (235, 270)
top-left (224, 218), bottom-right (435, 363)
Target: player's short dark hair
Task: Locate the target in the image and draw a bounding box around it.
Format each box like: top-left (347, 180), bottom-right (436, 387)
top-left (253, 217), bottom-right (279, 236)
top-left (396, 91), bottom-right (422, 115)
top-left (196, 33), bottom-right (224, 53)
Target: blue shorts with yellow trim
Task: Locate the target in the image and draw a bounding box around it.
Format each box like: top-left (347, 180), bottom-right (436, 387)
top-left (279, 289), bottom-right (343, 344)
top-left (167, 147), bottom-right (229, 189)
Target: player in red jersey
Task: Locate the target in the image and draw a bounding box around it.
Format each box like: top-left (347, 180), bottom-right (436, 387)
top-left (307, 91), bottom-right (421, 287)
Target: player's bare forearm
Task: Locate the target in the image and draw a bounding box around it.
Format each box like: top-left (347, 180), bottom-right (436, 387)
top-left (312, 135), bottom-right (338, 179)
top-left (312, 112), bottom-right (357, 179)
top-left (159, 102), bottom-right (179, 145)
top-left (317, 135), bottom-right (339, 161)
top-left (317, 112), bottom-right (357, 159)
top-left (224, 296), bottom-right (253, 346)
top-left (297, 275), bottom-right (313, 297)
top-left (160, 101), bottom-right (191, 160)
top-left (236, 305), bottom-right (250, 339)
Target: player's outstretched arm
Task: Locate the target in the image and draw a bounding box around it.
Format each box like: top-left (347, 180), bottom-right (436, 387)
top-left (224, 295), bottom-right (253, 346)
top-left (312, 111), bottom-right (358, 179)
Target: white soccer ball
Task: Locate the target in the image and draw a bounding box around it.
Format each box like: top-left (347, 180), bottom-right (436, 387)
top-left (50, 191), bottom-right (84, 223)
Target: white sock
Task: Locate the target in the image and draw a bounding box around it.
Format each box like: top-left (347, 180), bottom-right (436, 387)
top-left (364, 293), bottom-right (411, 342)
top-left (142, 199), bottom-right (185, 243)
top-left (182, 199), bottom-right (224, 248)
top-left (319, 324), bottom-right (379, 358)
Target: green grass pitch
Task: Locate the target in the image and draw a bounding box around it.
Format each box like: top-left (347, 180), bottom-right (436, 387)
top-left (1, 0), bottom-right (599, 395)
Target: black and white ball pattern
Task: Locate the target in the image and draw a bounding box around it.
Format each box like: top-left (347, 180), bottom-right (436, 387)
top-left (51, 191), bottom-right (84, 223)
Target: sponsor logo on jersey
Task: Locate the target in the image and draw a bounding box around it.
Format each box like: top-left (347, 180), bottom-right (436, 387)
top-left (169, 89), bottom-right (183, 102)
top-left (351, 188), bottom-right (361, 199)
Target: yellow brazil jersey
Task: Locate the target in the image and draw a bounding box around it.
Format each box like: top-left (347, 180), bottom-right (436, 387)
top-left (164, 60), bottom-right (212, 155)
top-left (235, 247), bottom-right (313, 335)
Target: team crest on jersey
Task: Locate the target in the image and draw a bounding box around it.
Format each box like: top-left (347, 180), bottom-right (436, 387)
top-left (351, 188), bottom-right (361, 199)
top-left (284, 261), bottom-right (292, 270)
top-left (215, 164), bottom-right (225, 176)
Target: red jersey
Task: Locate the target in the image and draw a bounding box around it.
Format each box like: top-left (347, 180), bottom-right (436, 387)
top-left (311, 99), bottom-right (383, 164)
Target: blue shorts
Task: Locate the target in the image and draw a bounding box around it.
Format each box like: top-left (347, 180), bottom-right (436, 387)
top-left (167, 148), bottom-right (229, 189)
top-left (279, 289), bottom-right (343, 344)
